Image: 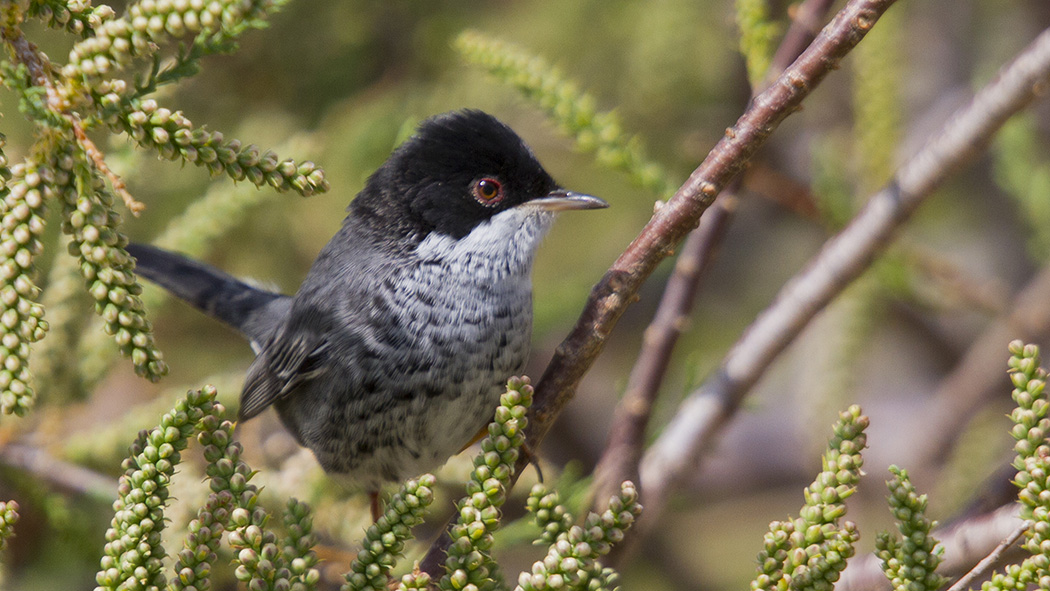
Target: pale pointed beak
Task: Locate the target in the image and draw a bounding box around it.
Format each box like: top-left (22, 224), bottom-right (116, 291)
top-left (525, 189), bottom-right (609, 211)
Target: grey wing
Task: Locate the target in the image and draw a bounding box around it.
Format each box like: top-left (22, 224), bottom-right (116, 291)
top-left (239, 306), bottom-right (334, 421)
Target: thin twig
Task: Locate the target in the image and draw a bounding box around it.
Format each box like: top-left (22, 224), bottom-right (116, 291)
top-left (946, 520), bottom-right (1030, 591)
top-left (590, 0), bottom-right (839, 509)
top-left (419, 0), bottom-right (898, 575)
top-left (0, 24), bottom-right (144, 214)
top-left (639, 25), bottom-right (1050, 533)
top-left (839, 503), bottom-right (1024, 591)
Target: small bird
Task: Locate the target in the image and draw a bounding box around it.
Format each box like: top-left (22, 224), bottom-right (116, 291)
top-left (128, 110), bottom-right (606, 516)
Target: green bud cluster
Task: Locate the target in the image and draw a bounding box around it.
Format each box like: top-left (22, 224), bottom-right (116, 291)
top-left (517, 481), bottom-right (641, 591)
top-left (454, 31), bottom-right (674, 198)
top-left (76, 138), bottom-right (292, 391)
top-left (526, 484), bottom-right (573, 547)
top-left (63, 0), bottom-right (277, 94)
top-left (0, 500), bottom-right (19, 552)
top-left (439, 376), bottom-right (534, 591)
top-left (752, 406), bottom-right (867, 591)
top-left (281, 499), bottom-right (320, 591)
top-left (111, 99), bottom-right (327, 196)
top-left (225, 470), bottom-right (320, 590)
top-left (875, 466), bottom-right (946, 591)
top-left (171, 490), bottom-right (233, 591)
top-left (29, 0), bottom-right (114, 37)
top-left (342, 474), bottom-right (437, 591)
top-left (968, 342), bottom-right (1050, 591)
top-left (169, 401), bottom-right (243, 591)
top-left (397, 569), bottom-right (433, 591)
top-left (1007, 341), bottom-right (1050, 561)
top-left (0, 152), bottom-right (51, 416)
top-left (53, 148), bottom-right (167, 381)
top-left (94, 386), bottom-right (218, 591)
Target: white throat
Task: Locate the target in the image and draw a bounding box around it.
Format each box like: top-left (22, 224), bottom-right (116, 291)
top-left (414, 207), bottom-right (556, 277)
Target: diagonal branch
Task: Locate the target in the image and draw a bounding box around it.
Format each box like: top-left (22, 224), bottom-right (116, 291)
top-left (590, 0), bottom-right (840, 508)
top-left (639, 24), bottom-right (1050, 531)
top-left (419, 0), bottom-right (900, 575)
top-left (526, 0), bottom-right (898, 450)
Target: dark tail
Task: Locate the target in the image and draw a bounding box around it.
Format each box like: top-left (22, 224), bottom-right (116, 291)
top-left (127, 243), bottom-right (289, 347)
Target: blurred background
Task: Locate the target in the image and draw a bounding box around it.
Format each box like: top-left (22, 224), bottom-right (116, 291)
top-left (3, 0), bottom-right (1050, 589)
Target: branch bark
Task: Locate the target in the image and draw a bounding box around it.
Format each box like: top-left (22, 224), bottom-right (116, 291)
top-left (590, 0), bottom-right (839, 510)
top-left (420, 0), bottom-right (900, 575)
top-left (639, 24), bottom-right (1050, 532)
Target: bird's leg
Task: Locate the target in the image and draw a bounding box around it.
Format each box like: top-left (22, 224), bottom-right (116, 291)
top-left (369, 490), bottom-right (382, 522)
top-left (520, 441), bottom-right (544, 483)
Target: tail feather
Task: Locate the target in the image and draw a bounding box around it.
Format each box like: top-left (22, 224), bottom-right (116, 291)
top-left (127, 243), bottom-right (289, 347)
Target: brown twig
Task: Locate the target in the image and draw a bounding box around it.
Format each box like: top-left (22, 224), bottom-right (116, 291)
top-left (945, 519), bottom-right (1030, 591)
top-left (418, 0), bottom-right (898, 575)
top-left (590, 0), bottom-right (839, 509)
top-left (769, 0), bottom-right (838, 83)
top-left (639, 24), bottom-right (1050, 533)
top-left (0, 23), bottom-right (144, 214)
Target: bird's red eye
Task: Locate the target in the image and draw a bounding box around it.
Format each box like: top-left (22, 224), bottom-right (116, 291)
top-left (472, 178), bottom-right (504, 205)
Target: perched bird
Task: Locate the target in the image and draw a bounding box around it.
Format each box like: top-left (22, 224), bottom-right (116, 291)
top-left (128, 110), bottom-right (606, 515)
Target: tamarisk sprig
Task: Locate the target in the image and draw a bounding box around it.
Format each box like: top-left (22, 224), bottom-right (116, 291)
top-left (751, 406), bottom-right (867, 591)
top-left (875, 466), bottom-right (946, 591)
top-left (0, 501), bottom-right (19, 553)
top-left (516, 481), bottom-right (641, 591)
top-left (0, 150), bottom-right (52, 415)
top-left (341, 476), bottom-right (437, 591)
top-left (54, 144), bottom-right (166, 381)
top-left (93, 387), bottom-right (219, 590)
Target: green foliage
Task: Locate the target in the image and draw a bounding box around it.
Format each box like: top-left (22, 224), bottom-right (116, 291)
top-left (735, 0), bottom-right (779, 88)
top-left (454, 30), bottom-right (675, 198)
top-left (850, 5), bottom-right (902, 194)
top-left (751, 406), bottom-right (866, 591)
top-left (875, 466), bottom-right (946, 591)
top-left (0, 0), bottom-right (328, 416)
top-left (994, 113), bottom-right (1050, 260)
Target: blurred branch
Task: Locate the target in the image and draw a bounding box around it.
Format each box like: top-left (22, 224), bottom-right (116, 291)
top-left (528, 0), bottom-right (897, 458)
top-left (590, 194), bottom-right (736, 506)
top-left (421, 0), bottom-right (899, 574)
top-left (839, 503), bottom-right (1025, 591)
top-left (590, 0), bottom-right (838, 509)
top-left (639, 24), bottom-right (1050, 535)
top-left (914, 262), bottom-right (1050, 472)
top-left (0, 442), bottom-right (114, 502)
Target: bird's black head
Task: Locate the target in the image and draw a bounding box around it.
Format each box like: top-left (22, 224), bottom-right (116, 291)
top-left (351, 110), bottom-right (604, 242)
